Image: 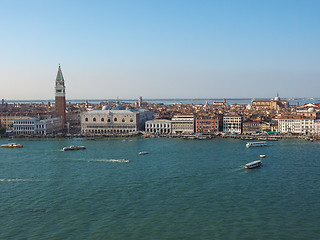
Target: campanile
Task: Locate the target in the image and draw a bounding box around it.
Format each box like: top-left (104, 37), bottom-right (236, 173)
top-left (55, 64), bottom-right (66, 127)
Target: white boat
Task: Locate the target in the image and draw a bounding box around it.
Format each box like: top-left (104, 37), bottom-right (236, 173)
top-left (246, 141), bottom-right (267, 148)
top-left (62, 146), bottom-right (86, 151)
top-left (1, 143), bottom-right (23, 148)
top-left (107, 159), bottom-right (130, 163)
top-left (138, 151), bottom-right (149, 155)
top-left (260, 154), bottom-right (266, 158)
top-left (245, 160), bottom-right (262, 169)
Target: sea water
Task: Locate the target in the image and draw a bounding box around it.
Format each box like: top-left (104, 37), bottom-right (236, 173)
top-left (0, 137), bottom-right (319, 239)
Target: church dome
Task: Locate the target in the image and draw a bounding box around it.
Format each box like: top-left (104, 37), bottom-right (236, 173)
top-left (102, 105), bottom-right (111, 110)
top-left (308, 107), bottom-right (315, 112)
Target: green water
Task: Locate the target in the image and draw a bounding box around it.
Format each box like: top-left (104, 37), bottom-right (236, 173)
top-left (0, 137), bottom-right (319, 239)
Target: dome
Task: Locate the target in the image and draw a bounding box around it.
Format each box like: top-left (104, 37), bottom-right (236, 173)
top-left (308, 107), bottom-right (315, 112)
top-left (102, 105), bottom-right (111, 110)
top-left (112, 103), bottom-right (123, 110)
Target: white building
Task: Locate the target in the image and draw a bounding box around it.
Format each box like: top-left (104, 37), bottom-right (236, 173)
top-left (13, 117), bottom-right (63, 135)
top-left (145, 119), bottom-right (172, 134)
top-left (278, 118), bottom-right (315, 134)
top-left (300, 118), bottom-right (315, 134)
top-left (223, 115), bottom-right (243, 134)
top-left (81, 108), bottom-right (153, 135)
top-left (171, 115), bottom-right (195, 134)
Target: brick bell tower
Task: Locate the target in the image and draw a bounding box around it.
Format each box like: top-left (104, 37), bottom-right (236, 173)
top-left (55, 64), bottom-right (66, 127)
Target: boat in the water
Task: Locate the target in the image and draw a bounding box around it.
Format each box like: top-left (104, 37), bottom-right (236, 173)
top-left (259, 154), bottom-right (266, 158)
top-left (1, 143), bottom-right (23, 148)
top-left (138, 151), bottom-right (149, 155)
top-left (246, 141), bottom-right (267, 148)
top-left (62, 146), bottom-right (86, 151)
top-left (108, 159), bottom-right (130, 163)
top-left (245, 160), bottom-right (262, 169)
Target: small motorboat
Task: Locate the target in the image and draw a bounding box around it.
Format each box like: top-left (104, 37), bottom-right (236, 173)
top-left (138, 151), bottom-right (149, 155)
top-left (245, 160), bottom-right (262, 169)
top-left (259, 154), bottom-right (266, 158)
top-left (1, 143), bottom-right (23, 148)
top-left (62, 146), bottom-right (86, 151)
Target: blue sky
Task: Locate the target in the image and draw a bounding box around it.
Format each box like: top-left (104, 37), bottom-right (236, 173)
top-left (0, 0), bottom-right (319, 100)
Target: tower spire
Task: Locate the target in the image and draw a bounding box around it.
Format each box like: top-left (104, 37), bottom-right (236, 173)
top-left (55, 65), bottom-right (66, 128)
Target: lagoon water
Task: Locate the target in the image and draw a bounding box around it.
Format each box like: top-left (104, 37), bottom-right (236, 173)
top-left (1, 137), bottom-right (319, 239)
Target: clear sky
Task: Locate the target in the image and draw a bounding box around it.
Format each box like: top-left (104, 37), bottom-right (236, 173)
top-left (0, 0), bottom-right (319, 100)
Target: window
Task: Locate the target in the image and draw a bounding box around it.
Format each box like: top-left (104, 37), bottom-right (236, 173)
top-left (130, 118), bottom-right (133, 122)
top-left (107, 119), bottom-right (111, 122)
top-left (93, 118), bottom-right (96, 122)
top-left (122, 118), bottom-right (125, 122)
top-left (85, 118), bottom-right (88, 122)
top-left (101, 118), bottom-right (104, 122)
top-left (114, 117), bottom-right (117, 122)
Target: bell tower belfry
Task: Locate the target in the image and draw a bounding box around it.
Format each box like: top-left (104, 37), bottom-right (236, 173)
top-left (55, 64), bottom-right (66, 127)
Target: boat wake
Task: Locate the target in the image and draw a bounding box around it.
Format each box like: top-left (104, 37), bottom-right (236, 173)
top-left (88, 159), bottom-right (130, 163)
top-left (0, 178), bottom-right (42, 182)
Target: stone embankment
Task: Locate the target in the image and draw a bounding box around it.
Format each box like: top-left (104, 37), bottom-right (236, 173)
top-left (2, 132), bottom-right (319, 141)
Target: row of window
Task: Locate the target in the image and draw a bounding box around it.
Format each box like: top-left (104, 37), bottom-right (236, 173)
top-left (84, 129), bottom-right (135, 134)
top-left (14, 127), bottom-right (34, 130)
top-left (86, 125), bottom-right (136, 129)
top-left (15, 121), bottom-right (34, 125)
top-left (85, 117), bottom-right (134, 123)
top-left (146, 124), bottom-right (170, 128)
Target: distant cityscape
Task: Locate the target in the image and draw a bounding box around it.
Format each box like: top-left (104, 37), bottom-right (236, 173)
top-left (1, 66), bottom-right (320, 138)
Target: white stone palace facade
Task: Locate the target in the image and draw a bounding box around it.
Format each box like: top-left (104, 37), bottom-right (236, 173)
top-left (145, 119), bottom-right (172, 134)
top-left (81, 109), bottom-right (153, 135)
top-left (13, 117), bottom-right (63, 135)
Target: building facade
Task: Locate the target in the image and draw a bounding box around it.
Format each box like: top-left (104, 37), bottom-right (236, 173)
top-left (251, 94), bottom-right (289, 111)
top-left (55, 65), bottom-right (66, 127)
top-left (13, 117), bottom-right (63, 135)
top-left (315, 119), bottom-right (320, 134)
top-left (145, 119), bottom-right (172, 134)
top-left (171, 115), bottom-right (195, 134)
top-left (81, 109), bottom-right (153, 135)
top-left (243, 120), bottom-right (261, 133)
top-left (223, 115), bottom-right (243, 134)
top-left (0, 115), bottom-right (25, 130)
top-left (196, 115), bottom-right (222, 133)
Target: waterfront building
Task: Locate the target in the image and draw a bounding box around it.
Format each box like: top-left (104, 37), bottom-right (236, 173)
top-left (55, 65), bottom-right (66, 127)
top-left (223, 115), bottom-right (243, 134)
top-left (13, 117), bottom-right (62, 135)
top-left (300, 118), bottom-right (315, 135)
top-left (0, 115), bottom-right (26, 130)
top-left (315, 119), bottom-right (320, 134)
top-left (171, 115), bottom-right (195, 134)
top-left (196, 115), bottom-right (222, 133)
top-left (145, 119), bottom-right (172, 134)
top-left (251, 93), bottom-right (289, 110)
top-left (278, 117), bottom-right (301, 134)
top-left (81, 108), bottom-right (153, 135)
top-left (278, 116), bottom-right (316, 134)
top-left (260, 120), bottom-right (278, 133)
top-left (243, 120), bottom-right (261, 133)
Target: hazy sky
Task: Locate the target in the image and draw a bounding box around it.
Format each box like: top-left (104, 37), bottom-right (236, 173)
top-left (0, 0), bottom-right (319, 100)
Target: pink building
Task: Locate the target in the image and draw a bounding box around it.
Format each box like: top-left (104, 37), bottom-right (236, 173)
top-left (315, 120), bottom-right (320, 134)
